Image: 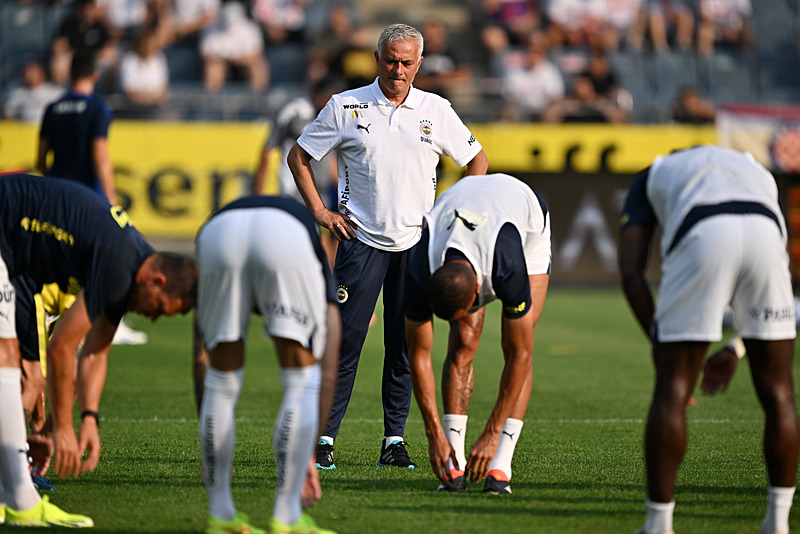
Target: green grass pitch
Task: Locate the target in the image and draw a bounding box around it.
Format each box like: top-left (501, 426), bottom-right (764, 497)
top-left (40, 288), bottom-right (799, 533)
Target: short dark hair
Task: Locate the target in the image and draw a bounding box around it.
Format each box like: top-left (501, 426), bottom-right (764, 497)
top-left (70, 50), bottom-right (96, 82)
top-left (152, 252), bottom-right (198, 307)
top-left (428, 260), bottom-right (475, 321)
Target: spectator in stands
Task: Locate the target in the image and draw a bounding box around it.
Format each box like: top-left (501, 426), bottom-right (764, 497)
top-left (480, 0), bottom-right (544, 56)
top-left (645, 0), bottom-right (695, 53)
top-left (118, 27), bottom-right (171, 118)
top-left (581, 50), bottom-right (620, 99)
top-left (546, 0), bottom-right (605, 49)
top-left (97, 0), bottom-right (157, 42)
top-left (199, 1), bottom-right (268, 92)
top-left (501, 30), bottom-right (564, 121)
top-left (159, 0), bottom-right (219, 46)
top-left (3, 60), bottom-right (64, 123)
top-left (696, 0), bottom-right (752, 57)
top-left (306, 2), bottom-right (359, 84)
top-left (594, 0), bottom-right (647, 51)
top-left (250, 0), bottom-right (309, 45)
top-left (671, 85), bottom-right (716, 123)
top-left (50, 0), bottom-right (117, 86)
top-left (413, 17), bottom-right (472, 101)
top-left (325, 27), bottom-right (378, 90)
top-left (541, 73), bottom-right (628, 123)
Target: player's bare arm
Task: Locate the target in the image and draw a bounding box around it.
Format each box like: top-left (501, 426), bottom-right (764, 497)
top-left (619, 223), bottom-right (656, 337)
top-left (253, 145), bottom-right (272, 195)
top-left (36, 136), bottom-right (51, 175)
top-left (287, 142), bottom-right (354, 240)
top-left (92, 137), bottom-right (117, 205)
top-left (462, 149), bottom-right (488, 177)
top-left (47, 292), bottom-right (92, 478)
top-left (467, 274), bottom-right (547, 482)
top-left (467, 309), bottom-right (534, 482)
top-left (701, 345), bottom-right (740, 395)
top-left (407, 317), bottom-right (457, 484)
top-left (76, 313), bottom-right (115, 473)
top-left (443, 309), bottom-right (483, 414)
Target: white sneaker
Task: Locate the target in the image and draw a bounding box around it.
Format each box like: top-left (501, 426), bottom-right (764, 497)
top-left (112, 318), bottom-right (148, 345)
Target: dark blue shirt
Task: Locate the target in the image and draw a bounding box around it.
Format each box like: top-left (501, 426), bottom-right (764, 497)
top-left (0, 174), bottom-right (153, 324)
top-left (619, 167), bottom-right (656, 232)
top-left (40, 91), bottom-right (112, 198)
top-left (404, 222), bottom-right (531, 322)
top-left (206, 195), bottom-right (336, 304)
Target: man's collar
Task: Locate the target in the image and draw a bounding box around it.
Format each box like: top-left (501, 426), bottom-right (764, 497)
top-left (369, 77), bottom-right (419, 109)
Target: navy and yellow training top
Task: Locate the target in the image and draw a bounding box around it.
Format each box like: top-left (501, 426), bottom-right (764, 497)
top-left (0, 173), bottom-right (153, 325)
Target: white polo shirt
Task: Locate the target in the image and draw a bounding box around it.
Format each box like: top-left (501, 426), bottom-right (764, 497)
top-left (297, 78), bottom-right (483, 251)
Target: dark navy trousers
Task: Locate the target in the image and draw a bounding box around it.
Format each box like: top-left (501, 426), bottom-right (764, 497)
top-left (324, 237), bottom-right (412, 440)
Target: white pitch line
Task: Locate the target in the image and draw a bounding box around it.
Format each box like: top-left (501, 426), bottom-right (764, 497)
top-left (100, 417), bottom-right (759, 425)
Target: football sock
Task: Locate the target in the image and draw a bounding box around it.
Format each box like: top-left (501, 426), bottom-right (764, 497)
top-left (644, 498), bottom-right (675, 534)
top-left (273, 365), bottom-right (320, 526)
top-left (199, 366), bottom-right (244, 521)
top-left (319, 436), bottom-right (334, 446)
top-left (762, 485), bottom-right (795, 534)
top-left (0, 368), bottom-right (39, 511)
top-left (443, 414), bottom-right (468, 472)
top-left (487, 418), bottom-right (523, 479)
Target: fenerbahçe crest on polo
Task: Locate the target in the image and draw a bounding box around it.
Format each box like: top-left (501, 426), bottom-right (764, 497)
top-left (337, 285), bottom-right (349, 304)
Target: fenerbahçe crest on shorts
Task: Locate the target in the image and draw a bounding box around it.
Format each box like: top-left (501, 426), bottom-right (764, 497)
top-left (337, 285), bottom-right (349, 304)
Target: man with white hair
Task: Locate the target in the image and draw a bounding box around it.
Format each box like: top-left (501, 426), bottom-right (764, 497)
top-left (288, 23), bottom-right (488, 471)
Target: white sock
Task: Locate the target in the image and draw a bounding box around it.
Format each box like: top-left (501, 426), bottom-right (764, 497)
top-left (0, 368), bottom-right (39, 511)
top-left (273, 365), bottom-right (320, 526)
top-left (199, 366), bottom-right (244, 521)
top-left (487, 418), bottom-right (523, 480)
top-left (762, 485), bottom-right (795, 534)
top-left (644, 498), bottom-right (675, 534)
top-left (442, 414), bottom-right (468, 472)
top-left (384, 435), bottom-right (404, 448)
top-left (319, 435), bottom-right (334, 446)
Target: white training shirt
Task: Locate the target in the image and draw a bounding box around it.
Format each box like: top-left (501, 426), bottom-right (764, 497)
top-left (425, 173), bottom-right (550, 309)
top-left (647, 145), bottom-right (786, 257)
top-left (297, 78), bottom-right (483, 251)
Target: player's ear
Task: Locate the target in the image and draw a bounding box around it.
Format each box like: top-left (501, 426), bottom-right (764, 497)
top-left (149, 272), bottom-right (167, 288)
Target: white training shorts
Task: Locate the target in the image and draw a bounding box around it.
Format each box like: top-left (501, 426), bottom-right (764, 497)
top-left (655, 214), bottom-right (796, 342)
top-left (524, 211), bottom-right (552, 276)
top-left (0, 253), bottom-right (15, 339)
top-left (196, 208), bottom-right (327, 359)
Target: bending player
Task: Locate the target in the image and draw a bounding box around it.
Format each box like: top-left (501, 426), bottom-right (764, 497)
top-left (0, 173), bottom-right (196, 527)
top-left (195, 195), bottom-right (339, 534)
top-left (619, 145), bottom-right (797, 534)
top-left (404, 173), bottom-right (550, 494)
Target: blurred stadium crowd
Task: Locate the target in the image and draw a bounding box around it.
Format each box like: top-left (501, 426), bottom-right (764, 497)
top-left (2, 0), bottom-right (800, 124)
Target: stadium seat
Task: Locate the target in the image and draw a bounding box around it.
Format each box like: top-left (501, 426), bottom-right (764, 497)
top-left (165, 43), bottom-right (203, 84)
top-left (653, 51), bottom-right (699, 100)
top-left (0, 2), bottom-right (50, 88)
top-left (266, 43), bottom-right (308, 86)
top-left (0, 2), bottom-right (48, 55)
top-left (608, 50), bottom-right (658, 121)
top-left (700, 51), bottom-right (755, 103)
